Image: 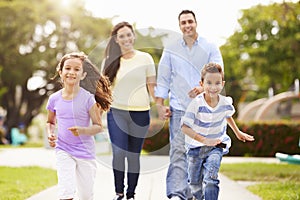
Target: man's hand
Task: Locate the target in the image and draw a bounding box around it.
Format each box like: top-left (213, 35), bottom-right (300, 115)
top-left (156, 104), bottom-right (171, 120)
top-left (188, 86), bottom-right (203, 98)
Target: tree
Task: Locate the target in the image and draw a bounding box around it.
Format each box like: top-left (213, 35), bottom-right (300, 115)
top-left (221, 2), bottom-right (300, 103)
top-left (0, 0), bottom-right (112, 141)
top-left (0, 0), bottom-right (165, 142)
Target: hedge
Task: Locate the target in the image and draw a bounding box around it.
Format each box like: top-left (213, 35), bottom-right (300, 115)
top-left (143, 120), bottom-right (300, 157)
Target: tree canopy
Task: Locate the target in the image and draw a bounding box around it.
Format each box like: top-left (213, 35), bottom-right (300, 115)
top-left (0, 0), bottom-right (164, 141)
top-left (221, 2), bottom-right (300, 103)
top-left (0, 0), bottom-right (112, 137)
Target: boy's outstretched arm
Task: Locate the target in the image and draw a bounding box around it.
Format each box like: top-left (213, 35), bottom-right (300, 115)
top-left (226, 117), bottom-right (255, 142)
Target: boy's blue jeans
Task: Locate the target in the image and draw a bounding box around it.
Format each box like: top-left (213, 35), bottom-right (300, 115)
top-left (187, 146), bottom-right (223, 200)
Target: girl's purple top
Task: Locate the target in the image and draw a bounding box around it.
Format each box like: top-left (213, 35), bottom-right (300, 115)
top-left (46, 87), bottom-right (96, 159)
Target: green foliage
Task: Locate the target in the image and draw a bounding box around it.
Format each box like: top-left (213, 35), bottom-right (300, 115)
top-left (144, 120), bottom-right (300, 156)
top-left (143, 118), bottom-right (169, 153)
top-left (0, 0), bottom-right (164, 134)
top-left (0, 166), bottom-right (56, 200)
top-left (228, 121), bottom-right (300, 156)
top-left (221, 2), bottom-right (300, 102)
top-left (220, 163), bottom-right (300, 200)
top-left (0, 0), bottom-right (113, 130)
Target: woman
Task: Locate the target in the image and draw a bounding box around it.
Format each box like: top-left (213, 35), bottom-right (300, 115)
top-left (102, 21), bottom-right (156, 200)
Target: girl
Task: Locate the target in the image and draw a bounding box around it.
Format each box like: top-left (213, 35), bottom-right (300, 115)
top-left (46, 52), bottom-right (112, 200)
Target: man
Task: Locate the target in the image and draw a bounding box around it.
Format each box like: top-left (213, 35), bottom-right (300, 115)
top-left (155, 10), bottom-right (223, 200)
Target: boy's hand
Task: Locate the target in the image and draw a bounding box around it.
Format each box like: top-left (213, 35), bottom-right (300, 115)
top-left (203, 138), bottom-right (221, 146)
top-left (236, 131), bottom-right (255, 143)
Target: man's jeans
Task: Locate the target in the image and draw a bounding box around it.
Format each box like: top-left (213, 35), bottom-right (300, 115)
top-left (187, 146), bottom-right (223, 200)
top-left (166, 107), bottom-right (192, 199)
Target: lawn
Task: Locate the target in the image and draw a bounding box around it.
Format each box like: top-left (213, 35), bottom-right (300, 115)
top-left (220, 162), bottom-right (300, 200)
top-left (1, 143), bottom-right (299, 200)
top-left (0, 166), bottom-right (56, 200)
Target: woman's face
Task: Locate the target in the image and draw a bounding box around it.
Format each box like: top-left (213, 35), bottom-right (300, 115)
top-left (115, 26), bottom-right (135, 53)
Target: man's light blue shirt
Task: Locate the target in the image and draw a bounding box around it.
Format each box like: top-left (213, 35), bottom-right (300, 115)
top-left (155, 36), bottom-right (223, 111)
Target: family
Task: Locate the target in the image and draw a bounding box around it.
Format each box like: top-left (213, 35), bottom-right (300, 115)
top-left (46, 10), bottom-right (254, 200)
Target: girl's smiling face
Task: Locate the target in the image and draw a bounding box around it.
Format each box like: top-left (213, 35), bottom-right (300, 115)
top-left (201, 72), bottom-right (224, 98)
top-left (59, 58), bottom-right (86, 86)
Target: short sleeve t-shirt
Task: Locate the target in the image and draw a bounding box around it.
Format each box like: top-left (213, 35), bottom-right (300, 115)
top-left (181, 93), bottom-right (235, 154)
top-left (46, 87), bottom-right (96, 159)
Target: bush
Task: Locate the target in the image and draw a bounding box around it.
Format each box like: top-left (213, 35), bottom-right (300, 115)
top-left (228, 121), bottom-right (300, 157)
top-left (143, 119), bottom-right (300, 157)
top-left (143, 119), bottom-right (169, 154)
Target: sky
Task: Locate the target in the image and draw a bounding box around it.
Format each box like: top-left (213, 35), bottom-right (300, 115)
top-left (84, 0), bottom-right (296, 47)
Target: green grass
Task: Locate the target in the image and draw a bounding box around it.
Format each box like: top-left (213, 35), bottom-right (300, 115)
top-left (220, 162), bottom-right (300, 200)
top-left (0, 166), bottom-right (57, 200)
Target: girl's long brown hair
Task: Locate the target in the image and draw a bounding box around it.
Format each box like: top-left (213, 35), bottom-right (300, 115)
top-left (56, 52), bottom-right (112, 111)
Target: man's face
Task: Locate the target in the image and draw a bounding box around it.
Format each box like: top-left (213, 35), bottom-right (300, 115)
top-left (179, 13), bottom-right (197, 38)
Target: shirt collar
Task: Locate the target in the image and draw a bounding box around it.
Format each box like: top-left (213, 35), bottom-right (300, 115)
top-left (180, 36), bottom-right (200, 47)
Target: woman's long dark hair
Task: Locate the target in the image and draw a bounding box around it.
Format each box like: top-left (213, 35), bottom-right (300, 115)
top-left (102, 21), bottom-right (134, 83)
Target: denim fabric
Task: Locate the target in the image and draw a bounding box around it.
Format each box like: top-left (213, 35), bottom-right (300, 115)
top-left (187, 146), bottom-right (223, 200)
top-left (107, 108), bottom-right (150, 197)
top-left (166, 107), bottom-right (192, 199)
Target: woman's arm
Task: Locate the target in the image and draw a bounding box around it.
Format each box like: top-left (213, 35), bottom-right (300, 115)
top-left (146, 75), bottom-right (156, 102)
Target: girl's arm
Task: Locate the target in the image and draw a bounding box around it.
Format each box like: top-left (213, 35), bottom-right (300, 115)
top-left (181, 124), bottom-right (221, 146)
top-left (46, 110), bottom-right (57, 147)
top-left (68, 103), bottom-right (103, 136)
top-left (226, 117), bottom-right (255, 142)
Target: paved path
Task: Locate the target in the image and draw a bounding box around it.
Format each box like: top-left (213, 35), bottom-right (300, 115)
top-left (0, 147), bottom-right (279, 200)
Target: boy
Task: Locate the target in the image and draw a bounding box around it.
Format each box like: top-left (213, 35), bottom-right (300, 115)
top-left (181, 62), bottom-right (254, 200)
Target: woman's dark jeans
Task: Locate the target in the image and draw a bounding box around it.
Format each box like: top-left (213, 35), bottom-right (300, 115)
top-left (107, 108), bottom-right (150, 198)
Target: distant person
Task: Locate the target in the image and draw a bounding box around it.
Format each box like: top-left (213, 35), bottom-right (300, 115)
top-left (155, 10), bottom-right (223, 200)
top-left (102, 21), bottom-right (156, 200)
top-left (0, 116), bottom-right (8, 145)
top-left (46, 52), bottom-right (112, 200)
top-left (181, 63), bottom-right (255, 200)
top-left (11, 123), bottom-right (27, 146)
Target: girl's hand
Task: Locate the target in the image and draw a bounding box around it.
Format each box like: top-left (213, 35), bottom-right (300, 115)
top-left (236, 131), bottom-right (255, 143)
top-left (48, 134), bottom-right (57, 147)
top-left (68, 126), bottom-right (81, 136)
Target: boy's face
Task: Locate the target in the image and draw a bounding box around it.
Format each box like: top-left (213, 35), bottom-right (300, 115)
top-left (200, 72), bottom-right (225, 97)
